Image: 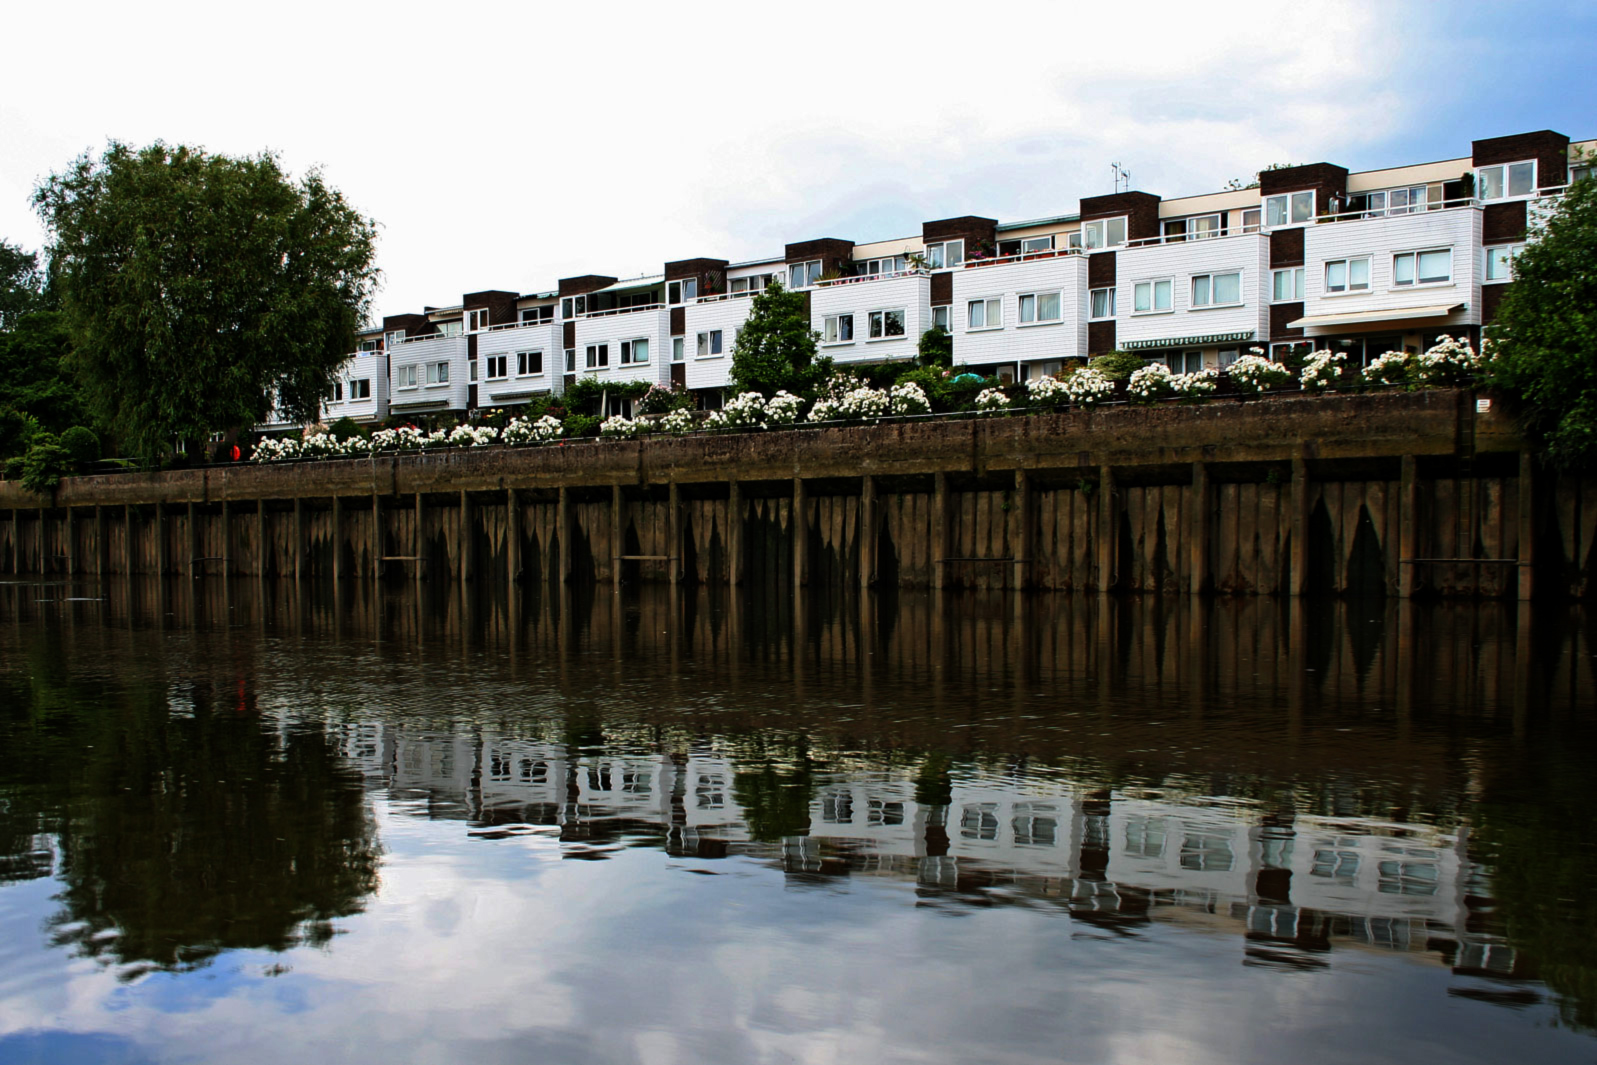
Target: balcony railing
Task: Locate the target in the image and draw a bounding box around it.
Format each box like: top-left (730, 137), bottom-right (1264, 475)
top-left (484, 317), bottom-right (556, 332)
top-left (578, 302), bottom-right (664, 320)
top-left (1312, 197), bottom-right (1480, 226)
top-left (695, 289), bottom-right (759, 304)
top-left (812, 267), bottom-right (930, 288)
top-left (1126, 224), bottom-right (1262, 249)
top-left (961, 248), bottom-right (1083, 269)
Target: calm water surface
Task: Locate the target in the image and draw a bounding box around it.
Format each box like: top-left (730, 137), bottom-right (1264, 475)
top-left (1, 577), bottom-right (1595, 1065)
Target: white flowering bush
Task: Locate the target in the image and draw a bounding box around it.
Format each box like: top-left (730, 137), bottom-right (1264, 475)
top-left (1171, 369), bottom-right (1219, 400)
top-left (890, 381), bottom-right (931, 416)
top-left (1227, 352), bottom-right (1291, 394)
top-left (1364, 349), bottom-right (1414, 386)
top-left (1063, 367), bottom-right (1114, 407)
top-left (1127, 362), bottom-right (1175, 403)
top-left (807, 398), bottom-right (841, 422)
top-left (811, 385), bottom-right (891, 422)
top-left (974, 388), bottom-right (1011, 415)
top-left (706, 391), bottom-right (768, 430)
top-left (658, 408), bottom-right (697, 434)
top-left (1415, 334), bottom-right (1481, 386)
top-left (448, 424), bottom-right (500, 448)
top-left (1299, 349), bottom-right (1346, 391)
top-left (252, 436), bottom-right (301, 462)
top-left (1026, 374), bottom-right (1069, 409)
top-left (502, 414), bottom-right (564, 445)
top-left (370, 425), bottom-right (430, 451)
top-left (764, 391), bottom-right (804, 426)
top-left (599, 415), bottom-right (647, 439)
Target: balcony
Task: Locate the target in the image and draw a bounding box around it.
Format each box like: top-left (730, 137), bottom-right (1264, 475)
top-left (950, 251), bottom-right (1088, 367)
top-left (810, 270), bottom-right (932, 365)
top-left (1116, 231), bottom-right (1269, 353)
top-left (477, 320), bottom-right (562, 405)
top-left (572, 307), bottom-right (672, 387)
top-left (389, 333), bottom-right (469, 413)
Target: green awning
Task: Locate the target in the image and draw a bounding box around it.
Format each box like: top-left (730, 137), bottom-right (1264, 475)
top-left (1122, 330), bottom-right (1255, 350)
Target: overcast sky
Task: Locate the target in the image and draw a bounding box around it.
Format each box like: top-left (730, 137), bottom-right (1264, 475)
top-left (2, 0), bottom-right (1592, 321)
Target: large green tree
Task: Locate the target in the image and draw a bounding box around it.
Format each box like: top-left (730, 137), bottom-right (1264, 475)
top-left (728, 280), bottom-right (828, 396)
top-left (0, 239), bottom-right (42, 330)
top-left (33, 143), bottom-right (379, 459)
top-left (1485, 175), bottom-right (1597, 467)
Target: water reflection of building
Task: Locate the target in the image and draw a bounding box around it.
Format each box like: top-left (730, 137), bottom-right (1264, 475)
top-left (334, 724), bottom-right (1515, 978)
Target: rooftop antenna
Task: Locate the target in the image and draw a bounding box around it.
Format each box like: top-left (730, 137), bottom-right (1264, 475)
top-left (1111, 162), bottom-right (1131, 194)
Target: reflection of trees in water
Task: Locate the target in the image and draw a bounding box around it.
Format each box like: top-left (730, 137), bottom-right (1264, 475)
top-left (0, 639), bottom-right (380, 978)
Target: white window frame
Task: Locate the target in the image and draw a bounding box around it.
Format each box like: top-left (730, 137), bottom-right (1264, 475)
top-left (1271, 267), bottom-right (1305, 302)
top-left (967, 297), bottom-right (1002, 331)
top-left (696, 330), bottom-right (724, 358)
top-left (396, 364), bottom-right (418, 389)
top-left (585, 343), bottom-right (609, 369)
top-left (1484, 243), bottom-right (1524, 284)
top-left (1080, 217), bottom-right (1127, 250)
top-left (729, 275), bottom-right (768, 295)
top-left (436, 320), bottom-right (464, 338)
top-left (926, 240), bottom-right (965, 269)
top-left (1090, 287), bottom-right (1115, 319)
top-left (330, 380), bottom-right (343, 402)
top-left (1241, 208), bottom-right (1262, 232)
top-left (1322, 257), bottom-right (1371, 295)
top-left (485, 354), bottom-right (508, 380)
top-left (516, 350), bottom-right (543, 377)
top-left (931, 305), bottom-right (951, 331)
top-left (672, 337), bottom-right (684, 362)
top-left (1017, 291), bottom-right (1062, 325)
top-left (1265, 190), bottom-right (1315, 228)
top-left (1132, 278), bottom-right (1174, 315)
top-left (867, 308), bottom-right (907, 340)
top-left (1362, 184), bottom-right (1430, 218)
top-left (668, 278), bottom-right (699, 305)
top-left (426, 361), bottom-right (450, 386)
top-left (349, 378), bottom-right (371, 400)
top-left (1476, 160), bottom-right (1537, 201)
top-left (620, 338), bottom-right (649, 365)
top-left (788, 260), bottom-right (822, 289)
top-left (1189, 271), bottom-right (1243, 309)
top-left (520, 305), bottom-right (554, 325)
top-left (1392, 247), bottom-right (1453, 288)
top-left (1168, 213), bottom-right (1222, 241)
top-left (384, 330), bottom-right (405, 349)
top-left (467, 308), bottom-right (491, 333)
top-left (823, 313), bottom-right (854, 344)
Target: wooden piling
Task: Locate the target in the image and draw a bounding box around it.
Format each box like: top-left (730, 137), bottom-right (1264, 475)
top-left (859, 475), bottom-right (875, 589)
top-left (1290, 454), bottom-right (1310, 597)
top-left (1398, 455), bottom-right (1419, 598)
top-left (1189, 462), bottom-right (1210, 595)
top-left (460, 489), bottom-right (472, 585)
top-left (414, 493), bottom-right (424, 586)
top-left (154, 504), bottom-right (166, 577)
top-left (506, 488), bottom-right (521, 583)
top-left (1012, 469), bottom-right (1031, 592)
top-left (669, 482), bottom-right (683, 585)
top-left (729, 480), bottom-right (743, 587)
top-left (1097, 466), bottom-right (1116, 593)
top-left (933, 471), bottom-right (950, 591)
top-left (612, 484), bottom-right (623, 589)
top-left (187, 502), bottom-right (198, 580)
top-left (371, 493), bottom-right (381, 580)
top-left (331, 496), bottom-right (342, 583)
top-left (256, 500), bottom-right (266, 580)
top-left (792, 477), bottom-right (808, 589)
top-left (293, 498), bottom-right (305, 583)
top-left (557, 486), bottom-right (572, 584)
top-left (94, 505), bottom-right (107, 577)
top-left (1517, 450), bottom-right (1535, 601)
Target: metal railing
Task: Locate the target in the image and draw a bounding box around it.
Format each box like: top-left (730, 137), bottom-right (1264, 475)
top-left (578, 302), bottom-right (665, 320)
top-left (961, 248), bottom-right (1084, 269)
top-left (812, 267), bottom-right (931, 288)
top-left (1126, 224), bottom-right (1262, 249)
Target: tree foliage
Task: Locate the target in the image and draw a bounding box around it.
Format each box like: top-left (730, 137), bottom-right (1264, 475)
top-left (0, 240), bottom-right (43, 330)
top-left (1485, 176), bottom-right (1597, 468)
top-left (729, 280), bottom-right (829, 396)
top-left (917, 326), bottom-right (952, 368)
top-left (33, 142), bottom-right (379, 460)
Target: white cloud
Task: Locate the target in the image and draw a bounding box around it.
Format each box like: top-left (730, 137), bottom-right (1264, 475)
top-left (1, 0), bottom-right (1442, 318)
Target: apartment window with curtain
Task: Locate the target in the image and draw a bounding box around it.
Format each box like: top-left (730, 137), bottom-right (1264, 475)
top-left (1190, 271), bottom-right (1242, 307)
top-left (1485, 244), bottom-right (1524, 283)
top-left (696, 330), bottom-right (723, 357)
top-left (1090, 287), bottom-right (1116, 319)
top-left (967, 298), bottom-right (1001, 330)
top-left (1080, 218), bottom-right (1127, 249)
top-left (1133, 279), bottom-right (1173, 313)
top-left (1392, 249), bottom-right (1451, 286)
top-left (397, 365), bottom-right (418, 388)
top-left (517, 351), bottom-right (543, 376)
top-left (672, 337), bottom-right (685, 362)
top-left (1477, 161), bottom-right (1536, 200)
top-left (823, 314), bottom-right (854, 343)
top-left (926, 240), bottom-right (964, 269)
top-left (1265, 190), bottom-right (1314, 227)
top-left (1017, 292), bottom-right (1061, 323)
top-left (1324, 257), bottom-right (1371, 293)
top-left (620, 338), bottom-right (649, 365)
top-left (1272, 268), bottom-right (1305, 302)
top-left (788, 260), bottom-right (822, 289)
top-left (867, 309), bottom-right (906, 339)
top-left (586, 343), bottom-right (609, 369)
top-left (931, 306), bottom-right (950, 331)
top-left (426, 361), bottom-right (449, 384)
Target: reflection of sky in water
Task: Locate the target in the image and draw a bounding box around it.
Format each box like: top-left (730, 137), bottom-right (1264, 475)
top-left (2, 798), bottom-right (1592, 1065)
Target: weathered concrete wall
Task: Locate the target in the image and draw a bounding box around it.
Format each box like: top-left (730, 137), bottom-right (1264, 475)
top-left (0, 389), bottom-right (1579, 598)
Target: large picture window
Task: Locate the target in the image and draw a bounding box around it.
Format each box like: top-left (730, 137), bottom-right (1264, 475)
top-left (1392, 249), bottom-right (1451, 286)
top-left (1190, 272), bottom-right (1242, 308)
top-left (1017, 292), bottom-right (1062, 323)
top-left (967, 298), bottom-right (1001, 330)
top-left (1133, 279), bottom-right (1173, 313)
top-left (1323, 257), bottom-right (1371, 294)
top-left (1265, 190), bottom-right (1314, 227)
top-left (868, 309), bottom-right (906, 339)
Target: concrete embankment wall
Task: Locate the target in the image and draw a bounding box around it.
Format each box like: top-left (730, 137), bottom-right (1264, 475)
top-left (1, 389), bottom-right (1590, 598)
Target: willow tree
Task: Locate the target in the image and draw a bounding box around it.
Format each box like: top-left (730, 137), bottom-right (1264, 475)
top-left (34, 142), bottom-right (379, 459)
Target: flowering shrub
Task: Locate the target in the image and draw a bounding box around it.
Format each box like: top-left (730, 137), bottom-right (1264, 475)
top-left (974, 388), bottom-right (1011, 415)
top-left (764, 391), bottom-right (804, 426)
top-left (811, 386), bottom-right (890, 422)
top-left (1171, 369), bottom-right (1219, 400)
top-left (890, 381), bottom-right (931, 416)
top-left (370, 425), bottom-right (448, 451)
top-left (637, 384), bottom-right (685, 415)
top-left (448, 424), bottom-right (500, 448)
top-left (1026, 374), bottom-right (1069, 408)
top-left (1299, 349), bottom-right (1346, 391)
top-left (1228, 352), bottom-right (1292, 394)
top-left (659, 408), bottom-right (697, 434)
top-left (1363, 349), bottom-right (1413, 386)
top-left (252, 436), bottom-right (302, 462)
top-left (706, 391), bottom-right (768, 430)
top-left (1063, 368), bottom-right (1114, 407)
top-left (1127, 362), bottom-right (1175, 403)
top-left (599, 415), bottom-right (647, 439)
top-left (1414, 334), bottom-right (1480, 386)
top-left (502, 414), bottom-right (564, 445)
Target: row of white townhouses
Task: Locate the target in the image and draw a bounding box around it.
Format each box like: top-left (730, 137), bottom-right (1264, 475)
top-left (279, 128), bottom-right (1594, 429)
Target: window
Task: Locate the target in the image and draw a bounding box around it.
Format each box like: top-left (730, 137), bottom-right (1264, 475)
top-left (1477, 160), bottom-right (1535, 201)
top-left (729, 275), bottom-right (768, 294)
top-left (517, 350), bottom-right (542, 376)
top-left (931, 305), bottom-right (950, 331)
top-left (1265, 190), bottom-right (1314, 227)
top-left (1485, 244), bottom-right (1524, 282)
top-left (668, 278), bottom-right (698, 304)
top-left (926, 240), bottom-right (964, 269)
top-left (1090, 287), bottom-right (1116, 319)
top-left (1133, 278), bottom-right (1173, 313)
top-left (397, 364), bottom-right (418, 388)
top-left (350, 378), bottom-right (371, 399)
top-left (696, 330), bottom-right (723, 357)
top-left (560, 295), bottom-right (586, 319)
top-left (358, 339), bottom-right (379, 352)
top-left (620, 338), bottom-right (648, 365)
top-left (967, 297), bottom-right (1001, 329)
top-left (868, 309), bottom-right (906, 339)
top-left (1242, 207), bottom-right (1262, 231)
top-left (426, 361), bottom-right (449, 385)
top-left (469, 359), bottom-right (477, 382)
top-left (485, 354), bottom-right (508, 380)
top-left (1169, 350), bottom-right (1204, 373)
top-left (823, 314), bottom-right (854, 343)
top-left (1017, 291), bottom-right (1061, 323)
top-left (788, 260), bottom-right (822, 288)
top-left (1393, 248), bottom-right (1451, 286)
top-left (672, 337), bottom-right (684, 362)
top-left (384, 330), bottom-right (405, 349)
top-left (1573, 162), bottom-right (1595, 186)
top-left (1218, 347), bottom-right (1242, 368)
top-left (564, 348), bottom-right (575, 372)
top-left (585, 343), bottom-right (609, 369)
top-left (856, 255), bottom-right (908, 277)
top-left (329, 380), bottom-right (343, 402)
top-left (1361, 185), bottom-right (1429, 217)
top-left (1169, 213), bottom-right (1222, 240)
top-left (1272, 267), bottom-right (1305, 302)
top-left (1324, 257), bottom-right (1371, 293)
top-left (1080, 217), bottom-right (1127, 249)
top-left (467, 308), bottom-right (491, 332)
top-left (1190, 271), bottom-right (1242, 307)
top-left (436, 320), bottom-right (464, 337)
top-left (520, 305), bottom-right (555, 324)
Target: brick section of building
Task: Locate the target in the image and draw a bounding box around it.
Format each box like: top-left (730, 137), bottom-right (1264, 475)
top-left (1473, 130), bottom-right (1570, 189)
top-left (1079, 192), bottom-right (1161, 241)
top-left (1269, 227), bottom-right (1305, 268)
top-left (670, 307), bottom-right (686, 336)
top-left (1483, 202), bottom-right (1529, 244)
top-left (930, 271), bottom-right (952, 306)
top-left (923, 215), bottom-right (997, 252)
top-left (1088, 320), bottom-right (1116, 355)
top-left (381, 313), bottom-right (433, 344)
top-left (463, 290), bottom-right (520, 326)
top-left (1481, 284), bottom-right (1510, 326)
top-left (1270, 302), bottom-right (1305, 341)
top-left (1258, 163), bottom-right (1349, 216)
top-left (558, 275), bottom-right (618, 297)
top-left (1087, 250), bottom-right (1117, 289)
top-left (785, 238), bottom-right (854, 277)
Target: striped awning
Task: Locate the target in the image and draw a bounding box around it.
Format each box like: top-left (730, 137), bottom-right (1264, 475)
top-left (1287, 304), bottom-right (1464, 330)
top-left (1122, 330), bottom-right (1254, 351)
